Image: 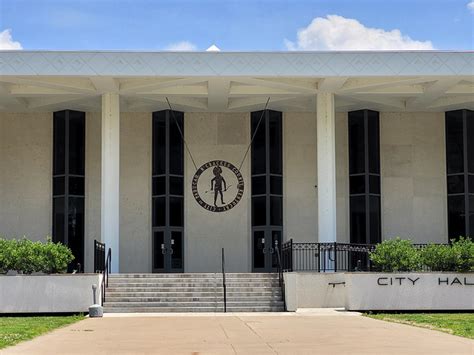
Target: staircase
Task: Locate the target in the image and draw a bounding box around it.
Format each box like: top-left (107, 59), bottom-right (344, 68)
top-left (103, 273), bottom-right (285, 313)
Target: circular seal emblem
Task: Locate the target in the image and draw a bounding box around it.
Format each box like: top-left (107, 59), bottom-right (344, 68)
top-left (192, 160), bottom-right (244, 212)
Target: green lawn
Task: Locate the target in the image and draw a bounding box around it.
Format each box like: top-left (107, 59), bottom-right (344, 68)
top-left (0, 315), bottom-right (84, 349)
top-left (366, 313), bottom-right (474, 339)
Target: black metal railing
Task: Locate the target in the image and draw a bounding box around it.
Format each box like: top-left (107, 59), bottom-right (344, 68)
top-left (281, 241), bottom-right (377, 272)
top-left (94, 240), bottom-right (111, 305)
top-left (101, 248), bottom-right (111, 305)
top-left (94, 240), bottom-right (106, 273)
top-left (221, 247), bottom-right (227, 313)
top-left (281, 240), bottom-right (436, 272)
top-left (273, 240), bottom-right (286, 311)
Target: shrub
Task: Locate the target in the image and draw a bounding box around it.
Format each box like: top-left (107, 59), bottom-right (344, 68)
top-left (41, 238), bottom-right (74, 274)
top-left (450, 237), bottom-right (474, 272)
top-left (420, 244), bottom-right (457, 271)
top-left (369, 238), bottom-right (421, 272)
top-left (0, 237), bottom-right (74, 274)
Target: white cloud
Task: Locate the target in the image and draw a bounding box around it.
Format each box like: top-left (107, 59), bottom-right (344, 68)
top-left (0, 29), bottom-right (22, 50)
top-left (467, 1), bottom-right (474, 13)
top-left (285, 15), bottom-right (434, 50)
top-left (206, 44), bottom-right (221, 52)
top-left (165, 41), bottom-right (197, 51)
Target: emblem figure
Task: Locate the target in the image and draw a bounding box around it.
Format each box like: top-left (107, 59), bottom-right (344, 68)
top-left (210, 166), bottom-right (227, 207)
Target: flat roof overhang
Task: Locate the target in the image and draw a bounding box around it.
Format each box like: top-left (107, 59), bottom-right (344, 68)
top-left (0, 51), bottom-right (472, 113)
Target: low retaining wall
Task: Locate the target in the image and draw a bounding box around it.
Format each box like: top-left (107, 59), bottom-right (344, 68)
top-left (284, 272), bottom-right (474, 311)
top-left (0, 274), bottom-right (102, 313)
top-left (283, 273), bottom-right (346, 311)
top-left (345, 273), bottom-right (474, 311)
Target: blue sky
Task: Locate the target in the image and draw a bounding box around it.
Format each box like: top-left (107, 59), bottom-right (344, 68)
top-left (0, 0), bottom-right (473, 50)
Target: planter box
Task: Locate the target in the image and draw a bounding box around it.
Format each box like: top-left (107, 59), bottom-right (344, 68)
top-left (345, 273), bottom-right (474, 311)
top-left (0, 274), bottom-right (102, 313)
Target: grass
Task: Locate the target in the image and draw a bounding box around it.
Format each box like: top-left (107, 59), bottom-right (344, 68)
top-left (0, 315), bottom-right (84, 350)
top-left (366, 313), bottom-right (474, 339)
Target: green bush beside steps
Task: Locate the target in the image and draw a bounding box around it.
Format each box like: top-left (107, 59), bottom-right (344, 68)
top-left (370, 237), bottom-right (474, 272)
top-left (0, 237), bottom-right (74, 274)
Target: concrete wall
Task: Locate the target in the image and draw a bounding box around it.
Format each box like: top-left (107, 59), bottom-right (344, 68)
top-left (335, 112), bottom-right (350, 243)
top-left (85, 112), bottom-right (101, 272)
top-left (345, 273), bottom-right (474, 311)
top-left (0, 274), bottom-right (102, 313)
top-left (284, 272), bottom-right (346, 311)
top-left (185, 113), bottom-right (251, 272)
top-left (0, 113), bottom-right (52, 240)
top-left (284, 113), bottom-right (317, 242)
top-left (380, 112), bottom-right (447, 243)
top-left (119, 112), bottom-right (152, 272)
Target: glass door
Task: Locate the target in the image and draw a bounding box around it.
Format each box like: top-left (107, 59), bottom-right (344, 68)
top-left (153, 229), bottom-right (184, 273)
top-left (252, 229), bottom-right (281, 272)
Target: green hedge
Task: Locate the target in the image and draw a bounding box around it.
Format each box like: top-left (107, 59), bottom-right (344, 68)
top-left (370, 237), bottom-right (474, 272)
top-left (0, 237), bottom-right (74, 274)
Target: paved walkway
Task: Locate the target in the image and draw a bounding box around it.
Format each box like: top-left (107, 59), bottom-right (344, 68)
top-left (2, 311), bottom-right (473, 354)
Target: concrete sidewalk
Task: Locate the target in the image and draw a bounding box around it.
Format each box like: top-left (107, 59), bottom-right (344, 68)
top-left (2, 312), bottom-right (473, 354)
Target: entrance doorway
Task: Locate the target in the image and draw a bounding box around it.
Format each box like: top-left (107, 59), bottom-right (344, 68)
top-left (252, 229), bottom-right (281, 272)
top-left (152, 229), bottom-right (184, 273)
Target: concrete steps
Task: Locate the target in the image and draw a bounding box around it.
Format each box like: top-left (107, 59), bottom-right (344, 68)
top-left (103, 273), bottom-right (285, 313)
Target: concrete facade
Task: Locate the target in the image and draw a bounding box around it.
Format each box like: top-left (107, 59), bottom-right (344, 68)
top-left (0, 111), bottom-right (453, 272)
top-left (380, 112), bottom-right (447, 243)
top-left (185, 113), bottom-right (251, 272)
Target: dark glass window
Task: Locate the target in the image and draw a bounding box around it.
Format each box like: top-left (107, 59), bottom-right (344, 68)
top-left (53, 177), bottom-right (65, 196)
top-left (350, 196), bottom-right (366, 244)
top-left (153, 176), bottom-right (166, 196)
top-left (169, 176), bottom-right (183, 196)
top-left (350, 175), bottom-right (365, 195)
top-left (52, 197), bottom-right (65, 244)
top-left (446, 110), bottom-right (464, 174)
top-left (69, 176), bottom-right (84, 195)
top-left (152, 110), bottom-right (185, 271)
top-left (52, 110), bottom-right (85, 270)
top-left (169, 112), bottom-right (184, 175)
top-left (448, 195), bottom-right (465, 239)
top-left (251, 110), bottom-right (283, 271)
top-left (270, 176), bottom-right (283, 195)
top-left (53, 113), bottom-right (66, 175)
top-left (68, 111), bottom-right (85, 175)
top-left (153, 114), bottom-right (166, 175)
top-left (348, 110), bottom-right (381, 245)
top-left (251, 111), bottom-right (266, 175)
top-left (270, 196), bottom-right (283, 226)
top-left (446, 109), bottom-right (474, 240)
top-left (252, 197), bottom-right (266, 226)
top-left (269, 111), bottom-right (282, 174)
top-left (369, 196), bottom-right (381, 244)
top-left (467, 110), bottom-right (474, 173)
top-left (447, 175), bottom-right (464, 194)
top-left (252, 176), bottom-right (266, 195)
top-left (348, 111), bottom-right (365, 175)
top-left (153, 197), bottom-right (166, 227)
top-left (169, 197), bottom-right (183, 227)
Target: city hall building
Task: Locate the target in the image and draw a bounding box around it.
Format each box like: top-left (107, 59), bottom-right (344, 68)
top-left (0, 50), bottom-right (473, 275)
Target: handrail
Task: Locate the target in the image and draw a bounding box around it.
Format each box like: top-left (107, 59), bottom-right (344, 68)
top-left (101, 248), bottom-right (111, 305)
top-left (274, 241), bottom-right (286, 311)
top-left (221, 248), bottom-right (226, 313)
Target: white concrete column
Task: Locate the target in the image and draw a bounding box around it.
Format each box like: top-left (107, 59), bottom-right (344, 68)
top-left (317, 92), bottom-right (337, 243)
top-left (101, 93), bottom-right (120, 273)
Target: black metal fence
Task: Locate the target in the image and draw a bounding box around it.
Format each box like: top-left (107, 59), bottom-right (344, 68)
top-left (281, 240), bottom-right (433, 272)
top-left (94, 240), bottom-right (106, 273)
